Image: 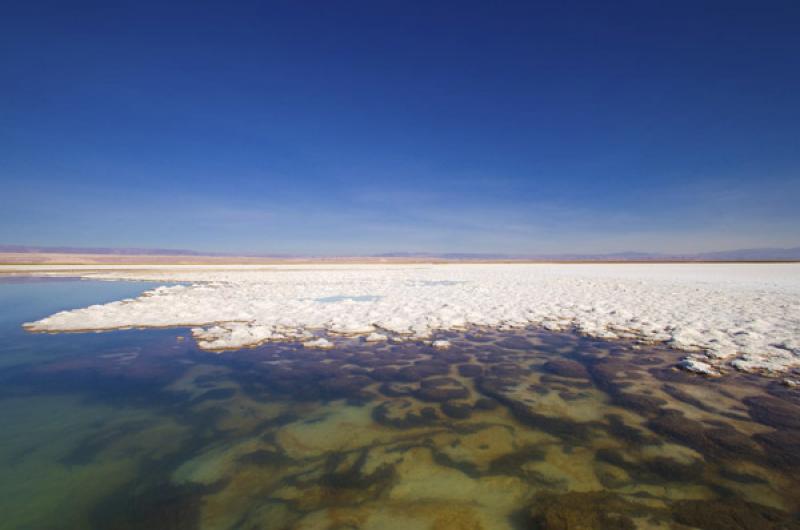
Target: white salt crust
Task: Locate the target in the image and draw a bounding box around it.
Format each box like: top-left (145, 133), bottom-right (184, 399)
top-left (17, 263), bottom-right (800, 376)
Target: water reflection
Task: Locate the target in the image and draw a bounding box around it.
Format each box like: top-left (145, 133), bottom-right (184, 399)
top-left (313, 295), bottom-right (383, 303)
top-left (1, 280), bottom-right (799, 529)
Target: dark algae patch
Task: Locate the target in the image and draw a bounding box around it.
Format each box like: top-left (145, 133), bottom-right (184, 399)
top-left (2, 280), bottom-right (800, 529)
top-left (671, 499), bottom-right (800, 530)
top-left (528, 491), bottom-right (638, 529)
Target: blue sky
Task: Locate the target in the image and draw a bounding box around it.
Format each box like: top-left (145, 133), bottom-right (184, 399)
top-left (1, 1), bottom-right (799, 255)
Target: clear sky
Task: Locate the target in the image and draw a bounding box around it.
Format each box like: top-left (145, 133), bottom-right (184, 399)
top-left (2, 1), bottom-right (799, 255)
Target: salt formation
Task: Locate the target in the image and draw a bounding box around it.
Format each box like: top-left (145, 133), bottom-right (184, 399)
top-left (20, 263), bottom-right (800, 375)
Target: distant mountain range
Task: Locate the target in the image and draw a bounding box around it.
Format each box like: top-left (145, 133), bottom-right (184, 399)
top-left (2, 244), bottom-right (800, 261)
top-left (372, 247), bottom-right (800, 261)
top-left (372, 251), bottom-right (663, 260)
top-left (0, 245), bottom-right (209, 256)
top-left (690, 247), bottom-right (800, 261)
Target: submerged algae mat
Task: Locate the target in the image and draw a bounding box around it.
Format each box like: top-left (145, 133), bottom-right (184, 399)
top-left (2, 329), bottom-right (800, 530)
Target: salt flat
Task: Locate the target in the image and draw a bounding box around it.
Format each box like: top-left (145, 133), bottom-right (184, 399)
top-left (11, 263), bottom-right (800, 376)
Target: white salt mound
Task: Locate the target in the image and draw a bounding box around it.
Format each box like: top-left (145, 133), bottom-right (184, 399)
top-left (303, 338), bottom-right (334, 350)
top-left (365, 332), bottom-right (389, 342)
top-left (19, 263), bottom-right (800, 376)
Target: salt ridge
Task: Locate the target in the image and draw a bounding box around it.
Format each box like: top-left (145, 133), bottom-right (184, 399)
top-left (20, 263), bottom-right (800, 376)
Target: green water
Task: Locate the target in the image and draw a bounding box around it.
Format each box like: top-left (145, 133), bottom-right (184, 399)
top-left (1, 278), bottom-right (799, 530)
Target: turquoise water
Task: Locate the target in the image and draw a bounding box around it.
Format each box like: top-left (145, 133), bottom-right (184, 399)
top-left (1, 278), bottom-right (799, 530)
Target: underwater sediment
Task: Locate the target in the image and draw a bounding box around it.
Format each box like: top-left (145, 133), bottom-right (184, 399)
top-left (3, 324), bottom-right (800, 530)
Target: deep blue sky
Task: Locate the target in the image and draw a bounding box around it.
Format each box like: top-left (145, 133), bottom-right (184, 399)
top-left (2, 1), bottom-right (799, 255)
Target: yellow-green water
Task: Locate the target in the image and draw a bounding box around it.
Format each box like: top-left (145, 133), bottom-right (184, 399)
top-left (1, 278), bottom-right (799, 529)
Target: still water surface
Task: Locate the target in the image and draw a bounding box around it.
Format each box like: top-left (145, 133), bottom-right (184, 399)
top-left (1, 278), bottom-right (799, 529)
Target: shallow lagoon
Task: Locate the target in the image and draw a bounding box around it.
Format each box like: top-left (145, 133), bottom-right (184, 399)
top-left (1, 278), bottom-right (799, 529)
